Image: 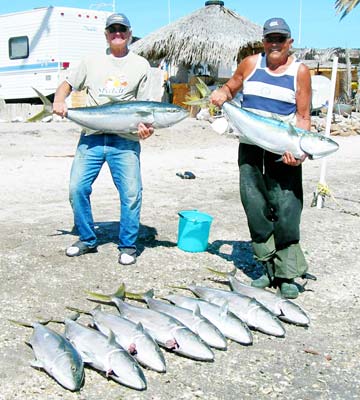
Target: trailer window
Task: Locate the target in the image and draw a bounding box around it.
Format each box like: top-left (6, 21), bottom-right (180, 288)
top-left (9, 36), bottom-right (29, 60)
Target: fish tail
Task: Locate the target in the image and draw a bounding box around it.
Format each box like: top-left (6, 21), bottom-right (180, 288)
top-left (183, 77), bottom-right (212, 107)
top-left (124, 288), bottom-right (154, 301)
top-left (9, 318), bottom-right (59, 326)
top-left (85, 290), bottom-right (112, 302)
top-left (65, 306), bottom-right (90, 315)
top-left (167, 284), bottom-right (190, 291)
top-left (206, 267), bottom-right (227, 277)
top-left (195, 77), bottom-right (212, 97)
top-left (8, 319), bottom-right (33, 328)
top-left (206, 266), bottom-right (237, 277)
top-left (27, 87), bottom-right (53, 122)
top-left (86, 283), bottom-right (127, 301)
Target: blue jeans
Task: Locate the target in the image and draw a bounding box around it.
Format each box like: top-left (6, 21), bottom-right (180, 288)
top-left (69, 133), bottom-right (142, 254)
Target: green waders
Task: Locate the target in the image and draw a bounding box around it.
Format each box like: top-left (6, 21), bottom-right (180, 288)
top-left (238, 143), bottom-right (308, 281)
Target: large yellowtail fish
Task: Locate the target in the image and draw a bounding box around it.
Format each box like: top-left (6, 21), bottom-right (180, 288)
top-left (28, 88), bottom-right (189, 134)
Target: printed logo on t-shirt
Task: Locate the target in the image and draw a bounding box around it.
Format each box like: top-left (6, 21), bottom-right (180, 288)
top-left (98, 75), bottom-right (129, 98)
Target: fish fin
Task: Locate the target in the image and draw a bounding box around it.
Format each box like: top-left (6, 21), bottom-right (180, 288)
top-left (135, 322), bottom-right (145, 332)
top-left (27, 88), bottom-right (53, 122)
top-left (219, 302), bottom-right (230, 317)
top-left (135, 111), bottom-right (153, 117)
top-left (30, 359), bottom-right (44, 369)
top-left (107, 330), bottom-right (117, 346)
top-left (80, 351), bottom-right (94, 364)
top-left (113, 283), bottom-right (126, 299)
top-left (249, 298), bottom-right (261, 307)
top-left (193, 305), bottom-right (202, 318)
top-left (287, 124), bottom-right (299, 137)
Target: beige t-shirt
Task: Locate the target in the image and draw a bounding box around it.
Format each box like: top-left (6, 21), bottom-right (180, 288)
top-left (66, 50), bottom-right (151, 138)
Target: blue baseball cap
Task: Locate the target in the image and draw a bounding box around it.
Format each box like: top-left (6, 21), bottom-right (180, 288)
top-left (263, 17), bottom-right (291, 37)
top-left (105, 13), bottom-right (131, 29)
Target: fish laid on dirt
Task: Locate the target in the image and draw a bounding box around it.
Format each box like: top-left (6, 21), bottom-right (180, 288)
top-left (86, 285), bottom-right (215, 362)
top-left (11, 321), bottom-right (84, 391)
top-left (130, 290), bottom-right (228, 350)
top-left (163, 293), bottom-right (253, 345)
top-left (29, 88), bottom-right (189, 134)
top-left (85, 306), bottom-right (166, 372)
top-left (221, 272), bottom-right (310, 326)
top-left (222, 101), bottom-right (339, 160)
top-left (64, 319), bottom-right (147, 391)
top-left (180, 284), bottom-right (286, 337)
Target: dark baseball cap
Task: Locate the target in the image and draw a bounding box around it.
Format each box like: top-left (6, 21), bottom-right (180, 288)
top-left (105, 13), bottom-right (131, 29)
top-left (263, 17), bottom-right (291, 37)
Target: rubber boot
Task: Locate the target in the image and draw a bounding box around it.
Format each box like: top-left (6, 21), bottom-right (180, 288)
top-left (279, 280), bottom-right (299, 299)
top-left (251, 261), bottom-right (274, 289)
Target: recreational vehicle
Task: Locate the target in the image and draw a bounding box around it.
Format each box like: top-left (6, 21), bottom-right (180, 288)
top-left (0, 6), bottom-right (111, 102)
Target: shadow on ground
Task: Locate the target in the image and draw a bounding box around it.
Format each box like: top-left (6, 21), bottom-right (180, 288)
top-left (52, 221), bottom-right (177, 255)
top-left (208, 239), bottom-right (263, 279)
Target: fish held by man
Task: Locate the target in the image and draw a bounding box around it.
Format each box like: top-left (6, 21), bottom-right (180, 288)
top-left (222, 101), bottom-right (339, 160)
top-left (28, 88), bottom-right (189, 133)
top-left (10, 320), bottom-right (84, 391)
top-left (188, 77), bottom-right (339, 160)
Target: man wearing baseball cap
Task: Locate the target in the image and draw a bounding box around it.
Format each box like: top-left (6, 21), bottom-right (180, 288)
top-left (53, 13), bottom-right (153, 266)
top-left (211, 18), bottom-right (312, 299)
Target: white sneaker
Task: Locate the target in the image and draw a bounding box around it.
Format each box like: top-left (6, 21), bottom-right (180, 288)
top-left (118, 252), bottom-right (136, 265)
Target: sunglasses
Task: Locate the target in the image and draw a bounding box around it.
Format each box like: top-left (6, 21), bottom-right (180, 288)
top-left (107, 25), bottom-right (128, 34)
top-left (264, 35), bottom-right (288, 43)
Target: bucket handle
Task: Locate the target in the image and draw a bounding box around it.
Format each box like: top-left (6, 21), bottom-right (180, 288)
top-left (178, 209), bottom-right (201, 224)
top-left (178, 210), bottom-right (213, 224)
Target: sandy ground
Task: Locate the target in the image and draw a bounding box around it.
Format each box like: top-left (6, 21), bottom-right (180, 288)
top-left (0, 118), bottom-right (359, 400)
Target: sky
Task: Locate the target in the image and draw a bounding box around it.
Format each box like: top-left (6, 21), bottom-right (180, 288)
top-left (1, 0), bottom-right (359, 49)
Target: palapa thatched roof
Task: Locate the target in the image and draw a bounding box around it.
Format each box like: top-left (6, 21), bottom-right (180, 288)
top-left (130, 1), bottom-right (263, 68)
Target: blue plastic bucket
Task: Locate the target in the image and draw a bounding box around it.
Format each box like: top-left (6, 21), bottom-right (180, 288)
top-left (177, 210), bottom-right (213, 252)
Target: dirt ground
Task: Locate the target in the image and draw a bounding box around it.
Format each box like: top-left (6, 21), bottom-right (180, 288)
top-left (0, 118), bottom-right (359, 400)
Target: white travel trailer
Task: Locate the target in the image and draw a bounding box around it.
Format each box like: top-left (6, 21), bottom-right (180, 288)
top-left (0, 6), bottom-right (111, 101)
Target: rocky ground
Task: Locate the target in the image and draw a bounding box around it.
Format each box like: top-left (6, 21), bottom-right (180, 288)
top-left (0, 118), bottom-right (359, 400)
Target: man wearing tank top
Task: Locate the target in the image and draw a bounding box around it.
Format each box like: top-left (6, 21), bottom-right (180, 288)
top-left (210, 17), bottom-right (312, 299)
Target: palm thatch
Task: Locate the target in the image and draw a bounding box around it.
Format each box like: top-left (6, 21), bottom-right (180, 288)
top-left (130, 2), bottom-right (263, 68)
top-left (335, 0), bottom-right (360, 19)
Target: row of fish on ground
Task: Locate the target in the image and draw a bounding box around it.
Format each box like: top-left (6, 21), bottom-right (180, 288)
top-left (12, 269), bottom-right (310, 392)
